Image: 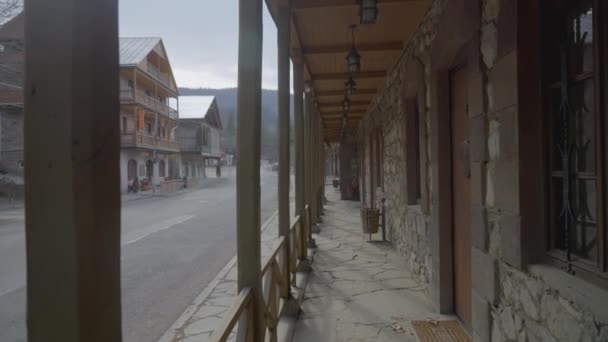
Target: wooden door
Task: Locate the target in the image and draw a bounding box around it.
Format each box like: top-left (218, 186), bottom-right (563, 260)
top-left (450, 67), bottom-right (471, 328)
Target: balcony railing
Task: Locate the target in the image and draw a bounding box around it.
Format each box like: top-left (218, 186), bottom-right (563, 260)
top-left (201, 144), bottom-right (222, 157)
top-left (212, 205), bottom-right (311, 342)
top-left (147, 62), bottom-right (171, 88)
top-left (120, 88), bottom-right (178, 120)
top-left (121, 130), bottom-right (180, 151)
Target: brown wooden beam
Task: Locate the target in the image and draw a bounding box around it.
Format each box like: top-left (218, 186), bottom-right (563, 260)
top-left (319, 100), bottom-right (370, 107)
top-left (302, 41), bottom-right (402, 55)
top-left (311, 70), bottom-right (386, 81)
top-left (316, 89), bottom-right (377, 97)
top-left (292, 0), bottom-right (420, 10)
top-left (320, 110), bottom-right (365, 116)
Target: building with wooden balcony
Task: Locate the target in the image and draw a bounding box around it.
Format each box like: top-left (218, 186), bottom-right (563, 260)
top-left (119, 37), bottom-right (180, 193)
top-left (178, 96), bottom-right (224, 179)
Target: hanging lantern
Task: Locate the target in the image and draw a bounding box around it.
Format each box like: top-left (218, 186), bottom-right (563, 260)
top-left (346, 25), bottom-right (361, 73)
top-left (359, 0), bottom-right (378, 24)
top-left (342, 96), bottom-right (351, 113)
top-left (345, 76), bottom-right (357, 96)
top-left (346, 47), bottom-right (361, 73)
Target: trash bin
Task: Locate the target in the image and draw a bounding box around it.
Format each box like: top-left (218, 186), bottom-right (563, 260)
top-left (360, 207), bottom-right (380, 234)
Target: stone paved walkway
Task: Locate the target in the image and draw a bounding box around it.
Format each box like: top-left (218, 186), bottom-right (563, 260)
top-left (292, 189), bottom-right (447, 342)
top-left (159, 202), bottom-right (295, 342)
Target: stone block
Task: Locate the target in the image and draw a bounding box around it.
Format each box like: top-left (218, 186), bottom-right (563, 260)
top-left (481, 22), bottom-right (498, 69)
top-left (494, 158), bottom-right (519, 213)
top-left (471, 204), bottom-right (488, 251)
top-left (499, 212), bottom-right (522, 268)
top-left (484, 0), bottom-right (499, 22)
top-left (472, 247), bottom-right (497, 303)
top-left (472, 291), bottom-right (491, 342)
top-left (489, 51), bottom-right (518, 111)
top-left (469, 115), bottom-right (488, 162)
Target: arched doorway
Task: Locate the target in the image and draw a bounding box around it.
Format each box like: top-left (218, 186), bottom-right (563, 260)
top-left (127, 159), bottom-right (137, 181)
top-left (146, 160), bottom-right (153, 180)
top-left (159, 160), bottom-right (166, 178)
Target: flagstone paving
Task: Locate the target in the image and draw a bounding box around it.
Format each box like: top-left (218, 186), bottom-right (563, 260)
top-left (292, 190), bottom-right (450, 342)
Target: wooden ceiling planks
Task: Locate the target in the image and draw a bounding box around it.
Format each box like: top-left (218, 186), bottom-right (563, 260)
top-left (265, 0), bottom-right (431, 141)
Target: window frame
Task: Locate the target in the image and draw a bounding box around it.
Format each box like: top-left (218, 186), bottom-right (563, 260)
top-left (542, 0), bottom-right (608, 278)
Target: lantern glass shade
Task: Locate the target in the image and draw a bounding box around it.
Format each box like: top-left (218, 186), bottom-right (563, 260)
top-left (360, 0), bottom-right (378, 24)
top-left (342, 97), bottom-right (350, 112)
top-left (346, 47), bottom-right (361, 73)
top-left (345, 77), bottom-right (357, 96)
top-left (304, 81), bottom-right (312, 93)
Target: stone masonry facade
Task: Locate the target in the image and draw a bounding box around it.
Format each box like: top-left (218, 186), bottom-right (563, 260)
top-left (355, 0), bottom-right (608, 341)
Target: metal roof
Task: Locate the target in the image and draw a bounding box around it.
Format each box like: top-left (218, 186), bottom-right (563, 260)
top-left (119, 37), bottom-right (161, 66)
top-left (178, 96), bottom-right (216, 119)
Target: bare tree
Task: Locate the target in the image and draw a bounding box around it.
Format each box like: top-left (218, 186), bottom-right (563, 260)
top-left (0, 0), bottom-right (22, 25)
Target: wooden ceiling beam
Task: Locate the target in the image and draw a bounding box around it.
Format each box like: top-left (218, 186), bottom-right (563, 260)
top-left (292, 0), bottom-right (419, 10)
top-left (302, 41), bottom-right (403, 55)
top-left (320, 110), bottom-right (366, 115)
top-left (316, 88), bottom-right (377, 97)
top-left (319, 100), bottom-right (370, 106)
top-left (311, 70), bottom-right (386, 81)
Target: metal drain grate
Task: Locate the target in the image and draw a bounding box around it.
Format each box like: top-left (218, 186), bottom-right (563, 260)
top-left (411, 320), bottom-right (471, 342)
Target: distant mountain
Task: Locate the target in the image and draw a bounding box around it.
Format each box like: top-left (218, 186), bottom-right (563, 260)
top-left (180, 87), bottom-right (293, 159)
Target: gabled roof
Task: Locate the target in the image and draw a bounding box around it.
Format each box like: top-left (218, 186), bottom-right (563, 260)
top-left (119, 37), bottom-right (162, 66)
top-left (178, 96), bottom-right (223, 130)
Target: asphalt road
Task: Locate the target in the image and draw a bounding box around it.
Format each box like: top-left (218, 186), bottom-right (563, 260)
top-left (0, 165), bottom-right (278, 342)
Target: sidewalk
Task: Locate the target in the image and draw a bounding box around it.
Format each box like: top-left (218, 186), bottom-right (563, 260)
top-left (292, 189), bottom-right (451, 342)
top-left (159, 201), bottom-right (296, 342)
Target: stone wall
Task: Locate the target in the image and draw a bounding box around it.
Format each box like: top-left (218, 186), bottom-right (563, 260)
top-left (354, 0), bottom-right (608, 341)
top-left (357, 0), bottom-right (443, 286)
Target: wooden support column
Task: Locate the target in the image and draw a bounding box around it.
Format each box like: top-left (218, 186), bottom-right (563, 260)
top-left (310, 106), bottom-right (318, 223)
top-left (277, 0), bottom-right (292, 299)
top-left (25, 0), bottom-right (122, 340)
top-left (304, 91), bottom-right (316, 246)
top-left (277, 0), bottom-right (291, 239)
top-left (293, 61), bottom-right (304, 219)
top-left (236, 0), bottom-right (264, 340)
top-left (293, 59), bottom-right (307, 259)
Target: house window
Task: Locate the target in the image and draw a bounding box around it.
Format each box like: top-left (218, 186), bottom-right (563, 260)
top-left (405, 98), bottom-right (422, 204)
top-left (544, 0), bottom-right (606, 272)
top-left (146, 123), bottom-right (152, 134)
top-left (122, 117), bottom-right (127, 132)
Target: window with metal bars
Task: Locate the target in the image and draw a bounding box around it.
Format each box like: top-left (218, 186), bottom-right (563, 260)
top-left (544, 0), bottom-right (606, 274)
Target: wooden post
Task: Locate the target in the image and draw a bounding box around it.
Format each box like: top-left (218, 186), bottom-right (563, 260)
top-left (293, 60), bottom-right (306, 259)
top-left (277, 0), bottom-right (291, 298)
top-left (236, 0), bottom-right (264, 340)
top-left (304, 91), bottom-right (316, 246)
top-left (25, 0), bottom-right (122, 340)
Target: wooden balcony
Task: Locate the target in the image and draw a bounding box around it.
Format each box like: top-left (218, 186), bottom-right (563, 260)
top-left (146, 62), bottom-right (171, 88)
top-left (120, 88), bottom-right (178, 120)
top-left (121, 130), bottom-right (180, 152)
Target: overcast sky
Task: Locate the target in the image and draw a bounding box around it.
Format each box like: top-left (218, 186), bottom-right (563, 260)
top-left (119, 0), bottom-right (280, 89)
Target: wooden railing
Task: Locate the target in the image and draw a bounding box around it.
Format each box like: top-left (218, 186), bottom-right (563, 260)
top-left (212, 205), bottom-right (311, 342)
top-left (120, 88), bottom-right (178, 120)
top-left (121, 130), bottom-right (180, 151)
top-left (146, 62), bottom-right (171, 88)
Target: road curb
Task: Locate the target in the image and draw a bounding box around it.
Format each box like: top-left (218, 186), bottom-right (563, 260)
top-left (157, 209), bottom-right (279, 342)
